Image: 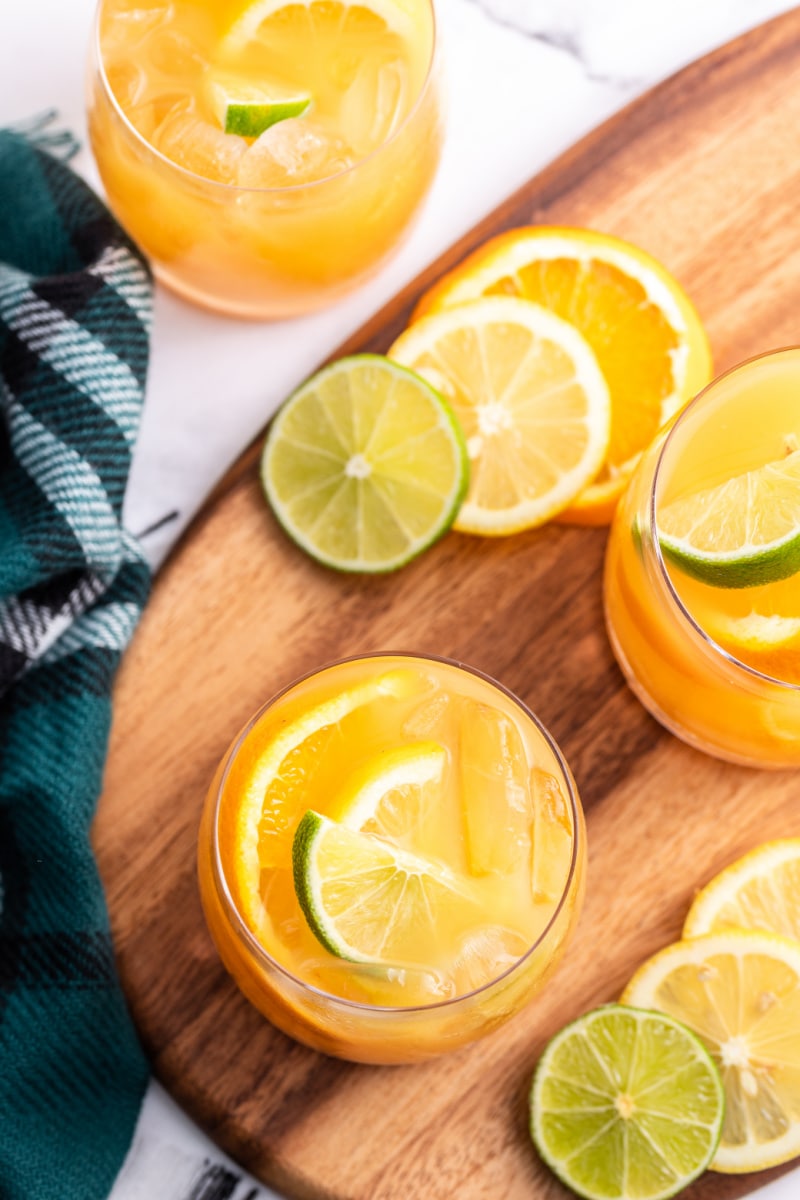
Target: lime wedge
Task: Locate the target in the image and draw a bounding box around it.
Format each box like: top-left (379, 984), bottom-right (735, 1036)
top-left (658, 448), bottom-right (800, 588)
top-left (530, 1005), bottom-right (724, 1200)
top-left (209, 80), bottom-right (312, 137)
top-left (262, 355), bottom-right (469, 573)
top-left (292, 810), bottom-right (476, 964)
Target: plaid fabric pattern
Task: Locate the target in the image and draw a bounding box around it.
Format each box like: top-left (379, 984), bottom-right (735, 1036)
top-left (0, 119), bottom-right (153, 1199)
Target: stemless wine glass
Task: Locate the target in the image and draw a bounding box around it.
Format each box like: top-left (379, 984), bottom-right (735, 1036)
top-left (604, 348), bottom-right (800, 768)
top-left (197, 653), bottom-right (586, 1064)
top-left (87, 0), bottom-right (443, 317)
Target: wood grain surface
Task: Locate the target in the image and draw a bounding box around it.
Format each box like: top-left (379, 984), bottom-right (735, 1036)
top-left (95, 11), bottom-right (800, 1199)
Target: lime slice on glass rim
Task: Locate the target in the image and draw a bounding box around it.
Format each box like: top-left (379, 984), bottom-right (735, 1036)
top-left (262, 355), bottom-right (469, 573)
top-left (658, 447), bottom-right (800, 588)
top-left (530, 1004), bottom-right (724, 1200)
top-left (209, 80), bottom-right (312, 137)
top-left (292, 810), bottom-right (476, 964)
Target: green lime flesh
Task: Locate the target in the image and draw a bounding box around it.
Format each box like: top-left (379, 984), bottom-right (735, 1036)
top-left (262, 354), bottom-right (470, 573)
top-left (292, 809), bottom-right (471, 965)
top-left (657, 449), bottom-right (800, 589)
top-left (530, 1004), bottom-right (725, 1200)
top-left (224, 95), bottom-right (311, 137)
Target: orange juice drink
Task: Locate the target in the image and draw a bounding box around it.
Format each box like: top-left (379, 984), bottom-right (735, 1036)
top-left (198, 654), bottom-right (586, 1063)
top-left (604, 348), bottom-right (800, 767)
top-left (88, 0), bottom-right (442, 316)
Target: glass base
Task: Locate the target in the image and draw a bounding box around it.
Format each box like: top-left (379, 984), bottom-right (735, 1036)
top-left (152, 261), bottom-right (358, 320)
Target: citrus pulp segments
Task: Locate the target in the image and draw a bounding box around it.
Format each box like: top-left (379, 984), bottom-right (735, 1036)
top-left (621, 930), bottom-right (800, 1172)
top-left (221, 0), bottom-right (418, 56)
top-left (292, 809), bottom-right (476, 964)
top-left (230, 668), bottom-right (416, 934)
top-left (261, 355), bottom-right (469, 572)
top-left (413, 226), bottom-right (712, 523)
top-left (658, 448), bottom-right (800, 588)
top-left (530, 1004), bottom-right (724, 1200)
top-left (705, 610), bottom-right (800, 685)
top-left (388, 296), bottom-right (611, 534)
top-left (684, 839), bottom-right (800, 942)
top-left (329, 740), bottom-right (447, 834)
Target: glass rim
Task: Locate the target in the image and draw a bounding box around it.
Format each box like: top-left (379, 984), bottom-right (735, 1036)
top-left (92, 0), bottom-right (439, 196)
top-left (650, 345), bottom-right (800, 694)
top-left (209, 650), bottom-right (584, 1015)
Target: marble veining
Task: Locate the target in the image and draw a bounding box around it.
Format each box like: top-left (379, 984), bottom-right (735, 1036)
top-left (467, 0), bottom-right (796, 85)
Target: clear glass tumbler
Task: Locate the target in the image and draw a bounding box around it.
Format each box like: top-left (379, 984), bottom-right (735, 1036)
top-left (197, 653), bottom-right (586, 1063)
top-left (87, 0), bottom-right (443, 317)
top-left (604, 348), bottom-right (800, 767)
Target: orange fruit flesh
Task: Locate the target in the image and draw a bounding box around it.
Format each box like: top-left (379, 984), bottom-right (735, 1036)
top-left (415, 228), bottom-right (713, 525)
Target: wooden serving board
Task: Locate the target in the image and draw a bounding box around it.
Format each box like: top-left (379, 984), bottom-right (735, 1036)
top-left (96, 12), bottom-right (800, 1199)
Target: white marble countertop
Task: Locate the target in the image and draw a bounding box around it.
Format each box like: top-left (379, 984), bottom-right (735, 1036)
top-left (2, 1), bottom-right (799, 1196)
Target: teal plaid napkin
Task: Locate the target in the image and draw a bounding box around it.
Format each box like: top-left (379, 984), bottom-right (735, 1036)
top-left (0, 117), bottom-right (153, 1199)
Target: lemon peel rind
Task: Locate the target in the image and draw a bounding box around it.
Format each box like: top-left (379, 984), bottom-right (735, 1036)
top-left (621, 930), bottom-right (800, 1174)
top-left (292, 808), bottom-right (465, 964)
top-left (683, 839), bottom-right (800, 940)
top-left (414, 226), bottom-right (713, 525)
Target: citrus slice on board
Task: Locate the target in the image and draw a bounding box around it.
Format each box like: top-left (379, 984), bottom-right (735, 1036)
top-left (413, 227), bottom-right (712, 523)
top-left (658, 448), bottom-right (800, 588)
top-left (388, 296), bottom-right (611, 535)
top-left (684, 840), bottom-right (800, 941)
top-left (530, 1004), bottom-right (724, 1200)
top-left (231, 667), bottom-right (416, 930)
top-left (622, 930), bottom-right (800, 1172)
top-left (261, 355), bottom-right (469, 572)
top-left (292, 810), bottom-right (477, 964)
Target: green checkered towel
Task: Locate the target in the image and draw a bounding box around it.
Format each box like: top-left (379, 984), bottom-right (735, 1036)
top-left (0, 116), bottom-right (153, 1199)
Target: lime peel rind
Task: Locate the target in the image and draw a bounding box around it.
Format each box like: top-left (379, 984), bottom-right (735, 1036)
top-left (621, 930), bottom-right (800, 1174)
top-left (658, 448), bottom-right (800, 589)
top-left (224, 96), bottom-right (311, 137)
top-left (292, 808), bottom-right (467, 964)
top-left (660, 530), bottom-right (800, 589)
